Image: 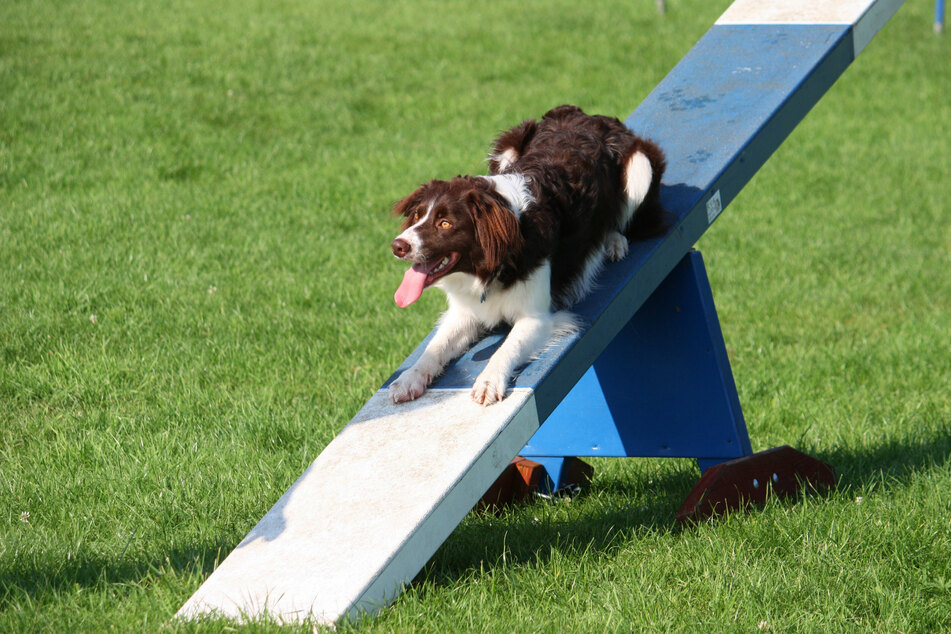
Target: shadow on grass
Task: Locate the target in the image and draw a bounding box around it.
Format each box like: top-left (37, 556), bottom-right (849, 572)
top-left (817, 420), bottom-right (951, 491)
top-left (0, 463), bottom-right (696, 607)
top-left (418, 459), bottom-right (699, 587)
top-left (420, 420), bottom-right (951, 588)
top-left (0, 538), bottom-right (234, 602)
top-left (3, 424), bottom-right (947, 604)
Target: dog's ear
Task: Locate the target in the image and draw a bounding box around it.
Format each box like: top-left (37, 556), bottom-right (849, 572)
top-left (392, 186), bottom-right (427, 226)
top-left (468, 189), bottom-right (524, 281)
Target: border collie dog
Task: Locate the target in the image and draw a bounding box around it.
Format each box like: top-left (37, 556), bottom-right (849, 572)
top-left (389, 105), bottom-right (665, 405)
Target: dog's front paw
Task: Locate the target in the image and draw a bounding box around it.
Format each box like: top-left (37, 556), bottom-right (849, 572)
top-left (604, 231), bottom-right (629, 262)
top-left (471, 366), bottom-right (510, 406)
top-left (389, 368), bottom-right (430, 404)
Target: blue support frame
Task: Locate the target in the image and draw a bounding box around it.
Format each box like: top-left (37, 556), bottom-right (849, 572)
top-left (522, 250), bottom-right (752, 491)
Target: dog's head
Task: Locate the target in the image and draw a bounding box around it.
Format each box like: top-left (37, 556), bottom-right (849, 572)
top-left (390, 176), bottom-right (524, 307)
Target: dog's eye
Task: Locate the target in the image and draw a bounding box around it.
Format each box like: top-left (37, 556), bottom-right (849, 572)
top-left (439, 220), bottom-right (452, 229)
top-left (412, 210), bottom-right (421, 222)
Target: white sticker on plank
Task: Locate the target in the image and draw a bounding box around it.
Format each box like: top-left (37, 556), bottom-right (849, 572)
top-left (706, 190), bottom-right (723, 225)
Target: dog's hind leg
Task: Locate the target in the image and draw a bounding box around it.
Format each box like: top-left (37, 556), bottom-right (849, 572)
top-left (603, 230), bottom-right (629, 262)
top-left (619, 138), bottom-right (667, 239)
top-left (619, 149), bottom-right (655, 232)
top-left (598, 148), bottom-right (655, 264)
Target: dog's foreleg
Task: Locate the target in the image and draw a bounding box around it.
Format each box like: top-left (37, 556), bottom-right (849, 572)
top-left (471, 314), bottom-right (553, 406)
top-left (389, 308), bottom-right (480, 403)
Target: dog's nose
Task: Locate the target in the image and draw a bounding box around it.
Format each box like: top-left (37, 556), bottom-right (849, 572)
top-left (391, 238), bottom-right (411, 258)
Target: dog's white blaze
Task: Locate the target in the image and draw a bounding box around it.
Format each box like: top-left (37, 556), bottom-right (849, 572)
top-left (395, 200), bottom-right (435, 259)
top-left (481, 173), bottom-right (534, 218)
top-left (621, 151), bottom-right (653, 229)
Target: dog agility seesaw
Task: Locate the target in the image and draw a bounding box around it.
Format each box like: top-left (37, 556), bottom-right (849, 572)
top-left (177, 0), bottom-right (905, 625)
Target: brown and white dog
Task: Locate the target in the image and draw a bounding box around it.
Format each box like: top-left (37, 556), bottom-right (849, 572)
top-left (389, 105), bottom-right (665, 405)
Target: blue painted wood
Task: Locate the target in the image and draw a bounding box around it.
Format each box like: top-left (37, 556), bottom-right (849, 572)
top-left (528, 457), bottom-right (570, 494)
top-left (521, 251), bottom-right (751, 464)
top-left (632, 25), bottom-right (854, 224)
top-left (696, 457), bottom-right (729, 474)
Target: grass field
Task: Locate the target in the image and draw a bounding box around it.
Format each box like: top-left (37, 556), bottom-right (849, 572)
top-left (2, 0), bottom-right (950, 631)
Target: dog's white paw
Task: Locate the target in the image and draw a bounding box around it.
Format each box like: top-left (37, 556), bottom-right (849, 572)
top-left (604, 231), bottom-right (629, 262)
top-left (471, 366), bottom-right (510, 406)
top-left (389, 367), bottom-right (430, 403)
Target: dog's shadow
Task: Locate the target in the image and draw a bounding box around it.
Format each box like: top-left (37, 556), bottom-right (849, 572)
top-left (417, 458), bottom-right (698, 587)
top-left (415, 421), bottom-right (951, 589)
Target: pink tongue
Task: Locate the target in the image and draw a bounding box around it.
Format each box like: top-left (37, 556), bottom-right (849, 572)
top-left (394, 264), bottom-right (429, 308)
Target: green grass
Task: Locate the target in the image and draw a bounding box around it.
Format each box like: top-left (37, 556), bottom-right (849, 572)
top-left (2, 0), bottom-right (949, 631)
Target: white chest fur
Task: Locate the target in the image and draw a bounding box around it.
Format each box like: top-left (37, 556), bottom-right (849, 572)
top-left (436, 260), bottom-right (552, 327)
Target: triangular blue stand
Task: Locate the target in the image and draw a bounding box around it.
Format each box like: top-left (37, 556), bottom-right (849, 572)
top-left (500, 248), bottom-right (835, 522)
top-left (520, 249), bottom-right (753, 491)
